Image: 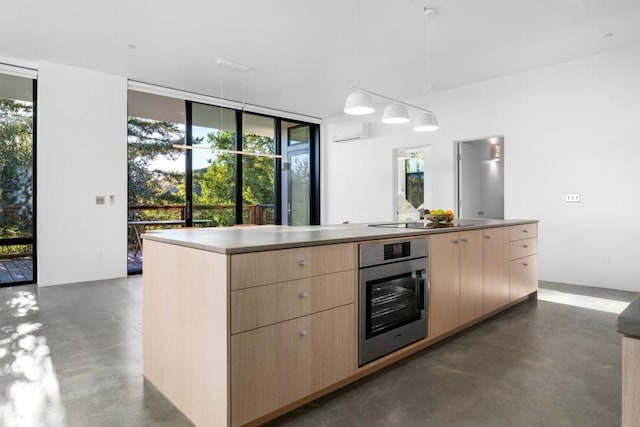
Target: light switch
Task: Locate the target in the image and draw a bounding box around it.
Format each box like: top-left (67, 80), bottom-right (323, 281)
top-left (565, 193), bottom-right (580, 203)
top-left (96, 196), bottom-right (105, 205)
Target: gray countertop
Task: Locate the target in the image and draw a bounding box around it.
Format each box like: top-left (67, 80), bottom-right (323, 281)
top-left (618, 295), bottom-right (640, 338)
top-left (141, 218), bottom-right (538, 255)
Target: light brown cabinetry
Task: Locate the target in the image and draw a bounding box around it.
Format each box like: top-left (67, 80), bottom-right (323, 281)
top-left (231, 304), bottom-right (355, 426)
top-left (459, 229), bottom-right (484, 324)
top-left (231, 271), bottom-right (354, 334)
top-left (429, 229), bottom-right (484, 337)
top-left (509, 224), bottom-right (538, 301)
top-left (143, 223), bottom-right (538, 427)
top-left (229, 243), bottom-right (356, 426)
top-left (483, 227), bottom-right (510, 313)
top-left (230, 243), bottom-right (354, 290)
top-left (429, 233), bottom-right (461, 338)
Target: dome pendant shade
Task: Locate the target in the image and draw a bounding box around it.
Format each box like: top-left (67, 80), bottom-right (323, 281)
top-left (413, 111), bottom-right (439, 131)
top-left (344, 91), bottom-right (375, 115)
top-left (381, 103), bottom-right (410, 124)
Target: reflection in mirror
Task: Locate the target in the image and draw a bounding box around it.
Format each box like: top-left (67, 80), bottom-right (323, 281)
top-left (394, 146), bottom-right (432, 221)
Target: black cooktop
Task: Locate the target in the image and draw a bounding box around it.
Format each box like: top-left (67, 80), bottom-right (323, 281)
top-left (369, 222), bottom-right (474, 229)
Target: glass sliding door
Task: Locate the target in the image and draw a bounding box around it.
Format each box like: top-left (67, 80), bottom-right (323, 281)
top-left (281, 122), bottom-right (311, 225)
top-left (0, 73), bottom-right (36, 286)
top-left (190, 102), bottom-right (237, 227)
top-left (241, 113), bottom-right (276, 225)
top-left (127, 91), bottom-right (186, 274)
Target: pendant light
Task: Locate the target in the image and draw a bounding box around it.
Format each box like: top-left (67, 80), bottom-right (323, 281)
top-left (414, 6), bottom-right (439, 132)
top-left (382, 103), bottom-right (410, 124)
top-left (413, 111), bottom-right (439, 131)
top-left (344, 0), bottom-right (375, 116)
top-left (173, 59), bottom-right (283, 159)
top-left (344, 90), bottom-right (375, 115)
top-left (341, 4), bottom-right (439, 131)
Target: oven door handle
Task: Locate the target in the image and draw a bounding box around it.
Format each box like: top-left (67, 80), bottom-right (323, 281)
top-left (415, 269), bottom-right (426, 311)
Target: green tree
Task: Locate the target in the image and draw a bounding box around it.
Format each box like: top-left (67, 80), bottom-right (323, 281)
top-left (127, 120), bottom-right (276, 229)
top-left (192, 130), bottom-right (275, 226)
top-left (127, 117), bottom-right (185, 208)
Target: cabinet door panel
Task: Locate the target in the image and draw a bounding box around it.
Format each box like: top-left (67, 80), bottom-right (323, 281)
top-left (231, 243), bottom-right (354, 290)
top-left (231, 305), bottom-right (355, 426)
top-left (231, 270), bottom-right (354, 334)
top-left (509, 223), bottom-right (537, 240)
top-left (509, 237), bottom-right (538, 260)
top-left (459, 229), bottom-right (484, 325)
top-left (510, 255), bottom-right (538, 301)
top-left (429, 233), bottom-right (460, 338)
top-left (483, 227), bottom-right (510, 313)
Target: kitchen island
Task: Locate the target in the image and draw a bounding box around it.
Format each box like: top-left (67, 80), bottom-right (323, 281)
top-left (142, 219), bottom-right (538, 426)
top-left (618, 295), bottom-right (640, 426)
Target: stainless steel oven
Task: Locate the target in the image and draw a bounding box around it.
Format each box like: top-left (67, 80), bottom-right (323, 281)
top-left (358, 238), bottom-right (428, 366)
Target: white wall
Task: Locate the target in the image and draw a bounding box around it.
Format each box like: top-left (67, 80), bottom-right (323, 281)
top-left (38, 62), bottom-right (127, 286)
top-left (322, 44), bottom-right (640, 292)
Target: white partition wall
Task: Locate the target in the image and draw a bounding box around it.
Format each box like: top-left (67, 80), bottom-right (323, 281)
top-left (37, 62), bottom-right (127, 286)
top-left (322, 44), bottom-right (640, 292)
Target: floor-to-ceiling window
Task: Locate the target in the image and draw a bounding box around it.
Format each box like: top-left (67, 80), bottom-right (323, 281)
top-left (190, 102), bottom-right (237, 226)
top-left (127, 91), bottom-right (186, 274)
top-left (0, 72), bottom-right (36, 285)
top-left (281, 122), bottom-right (312, 225)
top-left (127, 90), bottom-right (320, 274)
top-left (241, 112), bottom-right (276, 225)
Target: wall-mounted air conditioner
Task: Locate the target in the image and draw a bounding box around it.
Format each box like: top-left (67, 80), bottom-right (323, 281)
top-left (330, 122), bottom-right (371, 143)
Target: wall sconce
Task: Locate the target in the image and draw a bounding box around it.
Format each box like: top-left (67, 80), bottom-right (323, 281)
top-left (491, 143), bottom-right (503, 161)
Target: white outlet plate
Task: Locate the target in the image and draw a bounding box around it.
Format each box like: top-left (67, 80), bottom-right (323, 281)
top-left (565, 193), bottom-right (580, 203)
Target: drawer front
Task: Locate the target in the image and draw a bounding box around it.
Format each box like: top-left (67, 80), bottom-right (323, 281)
top-left (510, 255), bottom-right (538, 302)
top-left (509, 223), bottom-right (537, 241)
top-left (231, 305), bottom-right (355, 426)
top-left (231, 243), bottom-right (355, 290)
top-left (509, 237), bottom-right (538, 260)
top-left (231, 270), bottom-right (355, 334)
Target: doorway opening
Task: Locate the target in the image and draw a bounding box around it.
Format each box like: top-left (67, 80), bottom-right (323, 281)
top-left (456, 136), bottom-right (504, 219)
top-left (393, 146), bottom-right (432, 221)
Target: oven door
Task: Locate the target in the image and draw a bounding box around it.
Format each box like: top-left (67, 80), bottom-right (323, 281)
top-left (359, 257), bottom-right (428, 366)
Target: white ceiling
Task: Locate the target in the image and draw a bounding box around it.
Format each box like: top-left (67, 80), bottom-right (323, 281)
top-left (2, 0), bottom-right (640, 119)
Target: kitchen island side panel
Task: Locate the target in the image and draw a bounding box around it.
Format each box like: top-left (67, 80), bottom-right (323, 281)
top-left (143, 239), bottom-right (229, 427)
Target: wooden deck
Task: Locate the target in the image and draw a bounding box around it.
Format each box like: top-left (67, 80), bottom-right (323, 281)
top-left (128, 250), bottom-right (143, 275)
top-left (1, 253), bottom-right (142, 283)
top-left (0, 258), bottom-right (34, 284)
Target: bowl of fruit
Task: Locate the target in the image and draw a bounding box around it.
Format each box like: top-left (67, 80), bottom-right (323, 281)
top-left (425, 209), bottom-right (454, 223)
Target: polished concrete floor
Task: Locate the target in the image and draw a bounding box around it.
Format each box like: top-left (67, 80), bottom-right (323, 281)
top-left (0, 278), bottom-right (635, 426)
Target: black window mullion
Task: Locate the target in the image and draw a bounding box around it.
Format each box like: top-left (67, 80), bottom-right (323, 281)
top-left (185, 101), bottom-right (193, 226)
top-left (235, 110), bottom-right (243, 224)
top-left (310, 124), bottom-right (321, 225)
top-left (274, 119), bottom-right (282, 225)
top-left (31, 78), bottom-right (38, 283)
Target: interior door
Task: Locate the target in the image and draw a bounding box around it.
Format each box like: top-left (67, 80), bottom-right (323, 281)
top-left (457, 137), bottom-right (504, 219)
top-left (284, 124), bottom-right (311, 225)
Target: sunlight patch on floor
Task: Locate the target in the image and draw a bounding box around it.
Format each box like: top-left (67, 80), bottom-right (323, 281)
top-left (538, 287), bottom-right (630, 314)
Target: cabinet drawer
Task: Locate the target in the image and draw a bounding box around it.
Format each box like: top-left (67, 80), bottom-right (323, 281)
top-left (510, 255), bottom-right (538, 302)
top-left (231, 304), bottom-right (355, 426)
top-left (509, 223), bottom-right (537, 241)
top-left (231, 243), bottom-right (355, 290)
top-left (509, 237), bottom-right (538, 260)
top-left (231, 271), bottom-right (355, 334)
